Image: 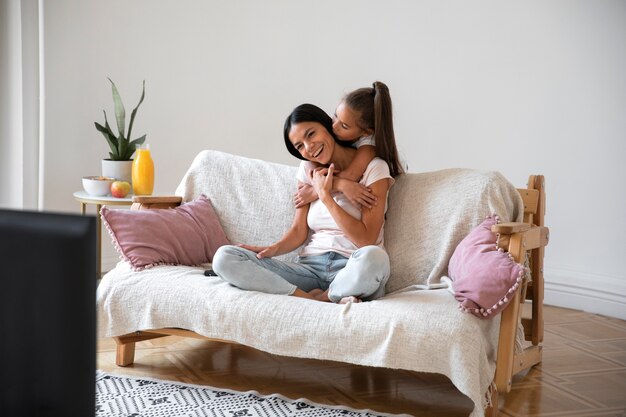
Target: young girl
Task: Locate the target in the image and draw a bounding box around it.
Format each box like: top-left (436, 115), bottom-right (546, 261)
top-left (294, 81), bottom-right (404, 209)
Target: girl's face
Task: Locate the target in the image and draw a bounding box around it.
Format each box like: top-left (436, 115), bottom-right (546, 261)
top-left (288, 121), bottom-right (335, 165)
top-left (332, 102), bottom-right (370, 142)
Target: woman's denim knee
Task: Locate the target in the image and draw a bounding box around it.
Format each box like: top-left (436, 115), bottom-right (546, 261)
top-left (328, 245), bottom-right (390, 302)
top-left (212, 245), bottom-right (245, 282)
top-left (354, 246), bottom-right (390, 278)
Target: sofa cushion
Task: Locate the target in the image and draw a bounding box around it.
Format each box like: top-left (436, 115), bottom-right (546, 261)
top-left (101, 195), bottom-right (229, 271)
top-left (448, 215), bottom-right (526, 318)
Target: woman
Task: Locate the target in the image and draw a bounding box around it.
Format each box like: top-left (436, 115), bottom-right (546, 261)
top-left (212, 104), bottom-right (394, 303)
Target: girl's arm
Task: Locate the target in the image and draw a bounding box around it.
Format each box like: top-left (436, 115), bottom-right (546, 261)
top-left (336, 145), bottom-right (376, 182)
top-left (296, 179), bottom-right (377, 209)
top-left (333, 145), bottom-right (378, 208)
top-left (239, 196), bottom-right (310, 258)
top-left (312, 165), bottom-right (390, 247)
top-left (295, 150), bottom-right (378, 209)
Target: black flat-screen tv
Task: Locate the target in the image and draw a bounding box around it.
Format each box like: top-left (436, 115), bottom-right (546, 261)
top-left (0, 209), bottom-right (96, 417)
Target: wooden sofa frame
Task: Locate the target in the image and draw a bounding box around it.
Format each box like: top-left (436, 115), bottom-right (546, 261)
top-left (111, 175), bottom-right (549, 417)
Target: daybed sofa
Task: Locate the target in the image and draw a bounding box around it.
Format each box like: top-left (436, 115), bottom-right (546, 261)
top-left (97, 150), bottom-right (549, 417)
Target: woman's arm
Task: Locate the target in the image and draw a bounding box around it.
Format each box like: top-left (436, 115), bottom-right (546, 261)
top-left (240, 188), bottom-right (311, 258)
top-left (312, 165), bottom-right (390, 248)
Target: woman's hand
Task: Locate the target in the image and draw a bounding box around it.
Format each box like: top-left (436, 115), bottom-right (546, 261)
top-left (310, 164), bottom-right (334, 203)
top-left (237, 243), bottom-right (279, 259)
top-left (294, 183), bottom-right (318, 208)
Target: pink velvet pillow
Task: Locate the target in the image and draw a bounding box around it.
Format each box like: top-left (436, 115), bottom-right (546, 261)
top-left (448, 215), bottom-right (526, 319)
top-left (101, 195), bottom-right (230, 271)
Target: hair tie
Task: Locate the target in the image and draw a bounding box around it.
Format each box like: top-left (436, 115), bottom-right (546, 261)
top-left (372, 81), bottom-right (388, 94)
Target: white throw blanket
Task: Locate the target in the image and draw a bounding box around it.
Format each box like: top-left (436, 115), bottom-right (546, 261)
top-left (97, 150), bottom-right (524, 417)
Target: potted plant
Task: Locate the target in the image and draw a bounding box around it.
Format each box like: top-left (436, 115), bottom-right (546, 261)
top-left (95, 78), bottom-right (146, 183)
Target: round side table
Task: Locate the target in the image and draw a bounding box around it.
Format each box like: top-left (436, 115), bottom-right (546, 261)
top-left (73, 191), bottom-right (133, 279)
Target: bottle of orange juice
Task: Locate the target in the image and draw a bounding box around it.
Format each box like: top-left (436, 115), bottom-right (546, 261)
top-left (132, 144), bottom-right (154, 195)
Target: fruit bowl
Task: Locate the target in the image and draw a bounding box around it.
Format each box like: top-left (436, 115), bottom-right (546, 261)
top-left (82, 176), bottom-right (114, 196)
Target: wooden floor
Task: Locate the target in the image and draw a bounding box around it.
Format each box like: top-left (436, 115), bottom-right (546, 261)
top-left (97, 305), bottom-right (626, 417)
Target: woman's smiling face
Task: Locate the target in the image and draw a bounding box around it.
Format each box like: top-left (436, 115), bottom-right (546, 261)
top-left (288, 121), bottom-right (334, 164)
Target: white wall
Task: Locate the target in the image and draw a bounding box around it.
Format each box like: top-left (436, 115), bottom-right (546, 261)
top-left (12, 1), bottom-right (626, 317)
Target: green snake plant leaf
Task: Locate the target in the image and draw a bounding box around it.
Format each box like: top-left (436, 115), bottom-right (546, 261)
top-left (103, 110), bottom-right (115, 136)
top-left (118, 137), bottom-right (129, 161)
top-left (129, 135), bottom-right (147, 156)
top-left (108, 78), bottom-right (126, 139)
top-left (102, 110), bottom-right (120, 159)
top-left (127, 80), bottom-right (145, 142)
top-left (95, 121), bottom-right (118, 158)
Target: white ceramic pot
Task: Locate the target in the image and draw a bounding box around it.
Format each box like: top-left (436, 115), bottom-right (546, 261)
top-left (102, 159), bottom-right (133, 184)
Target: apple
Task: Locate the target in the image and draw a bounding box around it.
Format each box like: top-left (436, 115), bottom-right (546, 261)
top-left (110, 181), bottom-right (131, 198)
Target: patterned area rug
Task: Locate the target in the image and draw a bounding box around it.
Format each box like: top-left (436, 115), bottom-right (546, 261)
top-left (96, 371), bottom-right (402, 417)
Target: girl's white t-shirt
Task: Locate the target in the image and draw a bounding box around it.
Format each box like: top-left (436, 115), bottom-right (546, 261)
top-left (296, 158), bottom-right (394, 258)
top-left (353, 135), bottom-right (375, 148)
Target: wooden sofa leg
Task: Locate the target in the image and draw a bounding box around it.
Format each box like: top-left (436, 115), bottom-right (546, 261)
top-left (113, 331), bottom-right (169, 367)
top-left (114, 338), bottom-right (136, 367)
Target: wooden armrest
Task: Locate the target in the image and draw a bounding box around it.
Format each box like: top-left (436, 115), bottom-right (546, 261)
top-left (496, 226), bottom-right (550, 261)
top-left (491, 222), bottom-right (530, 234)
top-left (131, 195), bottom-right (183, 210)
top-left (131, 195), bottom-right (183, 204)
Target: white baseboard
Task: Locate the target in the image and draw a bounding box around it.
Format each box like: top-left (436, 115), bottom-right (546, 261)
top-left (544, 267), bottom-right (626, 320)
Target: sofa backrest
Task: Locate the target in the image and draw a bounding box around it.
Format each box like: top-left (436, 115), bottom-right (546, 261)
top-left (176, 150), bottom-right (299, 261)
top-left (384, 169), bottom-right (523, 291)
top-left (176, 150), bottom-right (523, 292)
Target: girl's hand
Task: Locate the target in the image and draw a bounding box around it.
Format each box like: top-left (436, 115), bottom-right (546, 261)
top-left (337, 180), bottom-right (377, 209)
top-left (294, 183), bottom-right (318, 208)
top-left (310, 164), bottom-right (334, 203)
top-left (238, 243), bottom-right (278, 259)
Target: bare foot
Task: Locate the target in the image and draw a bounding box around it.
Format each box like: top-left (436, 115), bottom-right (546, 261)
top-left (313, 289), bottom-right (331, 302)
top-left (339, 296), bottom-right (361, 304)
top-left (292, 288), bottom-right (330, 302)
top-left (307, 288), bottom-right (324, 297)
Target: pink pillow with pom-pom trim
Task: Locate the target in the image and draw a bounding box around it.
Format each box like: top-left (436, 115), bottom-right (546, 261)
top-left (448, 215), bottom-right (526, 319)
top-left (101, 195), bottom-right (230, 271)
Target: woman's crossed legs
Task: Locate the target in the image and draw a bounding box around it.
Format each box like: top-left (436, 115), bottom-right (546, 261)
top-left (212, 245), bottom-right (390, 303)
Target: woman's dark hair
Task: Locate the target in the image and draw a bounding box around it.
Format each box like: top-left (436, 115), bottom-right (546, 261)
top-left (283, 103), bottom-right (342, 160)
top-left (343, 81), bottom-right (405, 177)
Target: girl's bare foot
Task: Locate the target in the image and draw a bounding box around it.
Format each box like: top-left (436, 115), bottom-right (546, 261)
top-left (339, 296), bottom-right (361, 304)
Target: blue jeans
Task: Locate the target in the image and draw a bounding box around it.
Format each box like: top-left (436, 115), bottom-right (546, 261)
top-left (212, 245), bottom-right (390, 302)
